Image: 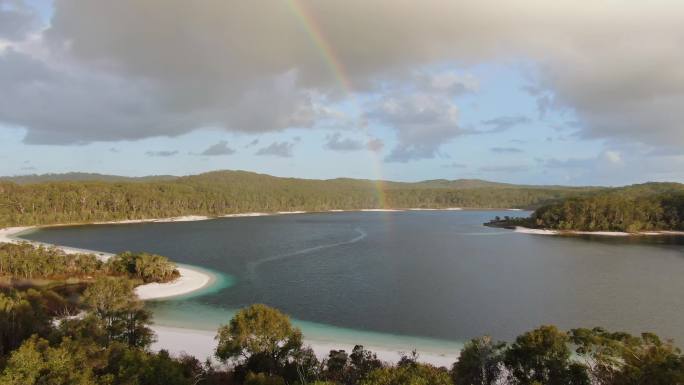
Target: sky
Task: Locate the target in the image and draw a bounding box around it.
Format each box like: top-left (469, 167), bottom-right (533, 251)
top-left (1, 0), bottom-right (684, 186)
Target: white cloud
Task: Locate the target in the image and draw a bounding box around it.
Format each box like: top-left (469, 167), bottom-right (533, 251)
top-left (0, 0), bottom-right (683, 154)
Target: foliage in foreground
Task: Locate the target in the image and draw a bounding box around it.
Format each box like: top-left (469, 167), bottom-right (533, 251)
top-left (215, 305), bottom-right (684, 385)
top-left (1, 293), bottom-right (683, 385)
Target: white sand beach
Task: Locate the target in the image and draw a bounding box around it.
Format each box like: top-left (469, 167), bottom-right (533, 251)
top-left (360, 209), bottom-right (402, 212)
top-left (95, 215), bottom-right (211, 225)
top-left (513, 226), bottom-right (684, 237)
top-left (151, 325), bottom-right (459, 367)
top-left (135, 266), bottom-right (213, 300)
top-left (0, 225), bottom-right (213, 300)
top-left (221, 212), bottom-right (270, 218)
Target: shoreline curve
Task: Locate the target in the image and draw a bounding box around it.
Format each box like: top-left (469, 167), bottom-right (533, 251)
top-left (0, 225), bottom-right (214, 301)
top-left (513, 226), bottom-right (684, 237)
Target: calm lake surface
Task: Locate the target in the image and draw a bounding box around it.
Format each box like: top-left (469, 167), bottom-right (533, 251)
top-left (22, 211), bottom-right (684, 351)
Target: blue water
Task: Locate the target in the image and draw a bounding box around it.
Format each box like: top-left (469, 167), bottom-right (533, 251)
top-left (22, 210), bottom-right (684, 351)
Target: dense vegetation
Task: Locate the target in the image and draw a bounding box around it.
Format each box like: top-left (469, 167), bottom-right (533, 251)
top-left (487, 183), bottom-right (684, 233)
top-left (3, 295), bottom-right (682, 385)
top-left (0, 170), bottom-right (599, 227)
top-left (0, 242), bottom-right (178, 283)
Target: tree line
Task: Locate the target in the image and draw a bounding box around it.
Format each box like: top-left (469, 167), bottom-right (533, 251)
top-left (486, 183), bottom-right (684, 232)
top-left (0, 242), bottom-right (179, 283)
top-left (1, 294), bottom-right (682, 385)
top-left (0, 170), bottom-right (600, 227)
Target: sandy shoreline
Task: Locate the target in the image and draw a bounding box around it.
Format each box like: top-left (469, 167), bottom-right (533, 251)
top-left (135, 266), bottom-right (214, 300)
top-left (0, 225), bottom-right (213, 300)
top-left (1, 214), bottom-right (467, 366)
top-left (514, 226), bottom-right (684, 237)
top-left (151, 325), bottom-right (459, 367)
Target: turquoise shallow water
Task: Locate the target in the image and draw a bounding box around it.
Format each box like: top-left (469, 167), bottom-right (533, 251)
top-left (149, 264), bottom-right (464, 355)
top-left (22, 210), bottom-right (684, 349)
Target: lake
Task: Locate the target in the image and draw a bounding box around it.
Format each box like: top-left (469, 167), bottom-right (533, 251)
top-left (21, 210), bottom-right (684, 352)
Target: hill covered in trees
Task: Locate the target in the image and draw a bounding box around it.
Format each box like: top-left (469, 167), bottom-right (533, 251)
top-left (0, 170), bottom-right (600, 227)
top-left (488, 183), bottom-right (684, 232)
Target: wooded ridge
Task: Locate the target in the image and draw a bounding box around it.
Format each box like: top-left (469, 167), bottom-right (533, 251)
top-left (0, 170), bottom-right (602, 227)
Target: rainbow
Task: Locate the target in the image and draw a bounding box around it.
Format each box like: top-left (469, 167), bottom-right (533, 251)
top-left (284, 0), bottom-right (390, 210)
top-left (284, 0), bottom-right (354, 93)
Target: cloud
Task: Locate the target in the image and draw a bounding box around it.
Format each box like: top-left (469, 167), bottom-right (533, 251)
top-left (544, 151), bottom-right (624, 169)
top-left (145, 150), bottom-right (178, 157)
top-left (369, 91), bottom-right (464, 162)
top-left (478, 165), bottom-right (528, 173)
top-left (366, 138), bottom-right (384, 153)
top-left (480, 116), bottom-right (531, 133)
top-left (537, 149), bottom-right (668, 185)
top-left (199, 140), bottom-right (235, 156)
top-left (0, 0), bottom-right (38, 40)
top-left (255, 141), bottom-right (295, 158)
top-left (441, 162), bottom-right (468, 169)
top-left (324, 133), bottom-right (364, 151)
top-left (490, 147), bottom-right (523, 153)
top-left (0, 0), bottom-right (682, 151)
top-left (367, 70), bottom-right (477, 162)
top-left (244, 139), bottom-right (259, 148)
top-left (417, 71), bottom-right (479, 95)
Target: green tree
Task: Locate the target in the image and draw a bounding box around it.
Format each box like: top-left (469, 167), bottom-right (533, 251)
top-left (215, 304), bottom-right (304, 377)
top-left (571, 327), bottom-right (684, 385)
top-left (0, 288), bottom-right (60, 356)
top-left (451, 336), bottom-right (505, 385)
top-left (361, 362), bottom-right (453, 385)
top-left (504, 325), bottom-right (589, 385)
top-left (81, 277), bottom-right (154, 348)
top-left (244, 372), bottom-right (286, 385)
top-left (103, 344), bottom-right (193, 385)
top-left (107, 252), bottom-right (179, 283)
top-left (0, 336), bottom-right (96, 385)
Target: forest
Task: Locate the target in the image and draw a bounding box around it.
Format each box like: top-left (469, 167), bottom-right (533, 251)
top-left (488, 183), bottom-right (684, 232)
top-left (0, 170), bottom-right (599, 227)
top-left (0, 242), bottom-right (178, 283)
top-left (1, 291), bottom-right (682, 385)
